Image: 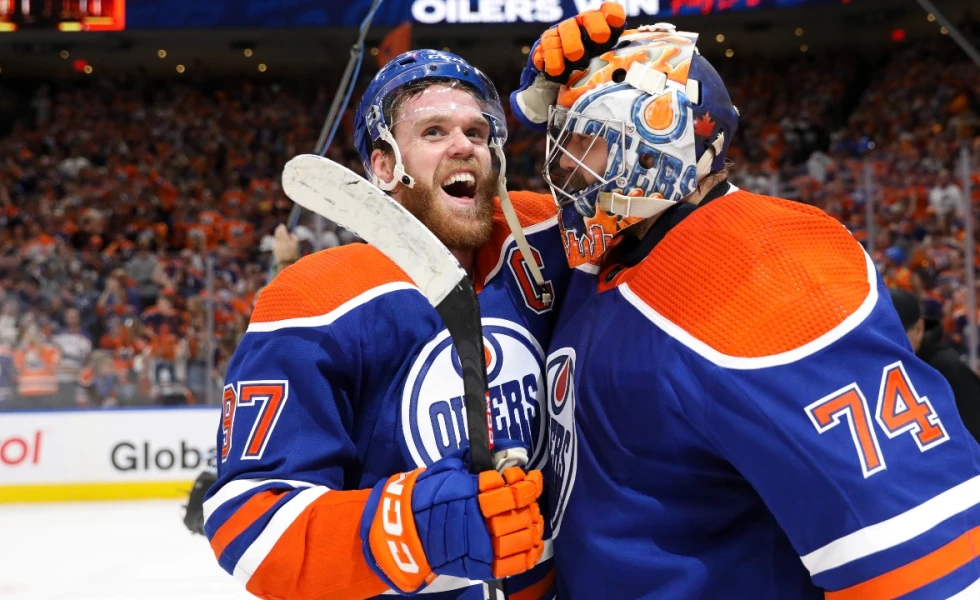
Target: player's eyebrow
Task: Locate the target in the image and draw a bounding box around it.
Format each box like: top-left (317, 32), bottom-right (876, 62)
top-left (412, 113), bottom-right (489, 131)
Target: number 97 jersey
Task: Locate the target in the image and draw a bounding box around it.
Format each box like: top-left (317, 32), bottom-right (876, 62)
top-left (546, 189), bottom-right (980, 600)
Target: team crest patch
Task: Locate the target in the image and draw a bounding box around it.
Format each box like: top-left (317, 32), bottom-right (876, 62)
top-left (546, 347), bottom-right (578, 538)
top-left (403, 318), bottom-right (546, 470)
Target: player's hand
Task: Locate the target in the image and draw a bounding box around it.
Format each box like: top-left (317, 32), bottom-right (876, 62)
top-left (360, 452), bottom-right (545, 594)
top-left (535, 2), bottom-right (627, 82)
top-left (271, 223), bottom-right (299, 265)
top-left (510, 2), bottom-right (627, 130)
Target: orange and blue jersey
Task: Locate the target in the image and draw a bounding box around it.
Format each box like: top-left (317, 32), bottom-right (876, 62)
top-left (12, 343), bottom-right (61, 397)
top-left (546, 184), bottom-right (980, 599)
top-left (204, 192), bottom-right (567, 599)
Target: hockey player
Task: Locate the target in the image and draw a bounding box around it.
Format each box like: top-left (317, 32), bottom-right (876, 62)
top-left (204, 50), bottom-right (569, 599)
top-left (512, 22), bottom-right (980, 599)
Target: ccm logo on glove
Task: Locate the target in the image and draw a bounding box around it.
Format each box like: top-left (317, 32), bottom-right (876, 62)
top-left (370, 468), bottom-right (434, 590)
top-left (380, 472), bottom-right (422, 574)
top-left (361, 455), bottom-right (545, 595)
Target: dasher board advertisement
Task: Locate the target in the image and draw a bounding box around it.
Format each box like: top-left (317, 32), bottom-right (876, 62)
top-left (0, 407), bottom-right (219, 502)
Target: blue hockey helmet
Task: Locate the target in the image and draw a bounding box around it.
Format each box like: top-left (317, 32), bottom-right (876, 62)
top-left (354, 49), bottom-right (508, 190)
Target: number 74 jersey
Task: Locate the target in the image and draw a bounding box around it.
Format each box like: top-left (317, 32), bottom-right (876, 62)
top-left (546, 190), bottom-right (980, 600)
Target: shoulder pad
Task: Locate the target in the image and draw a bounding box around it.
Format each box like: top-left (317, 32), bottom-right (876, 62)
top-left (626, 191), bottom-right (874, 360)
top-left (250, 244), bottom-right (414, 326)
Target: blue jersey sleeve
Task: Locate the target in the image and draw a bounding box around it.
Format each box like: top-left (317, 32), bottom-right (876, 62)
top-left (688, 283), bottom-right (980, 599)
top-left (203, 248), bottom-right (435, 600)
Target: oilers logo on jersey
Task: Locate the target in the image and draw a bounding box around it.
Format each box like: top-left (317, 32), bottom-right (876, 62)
top-left (546, 347), bottom-right (578, 538)
top-left (403, 318), bottom-right (547, 470)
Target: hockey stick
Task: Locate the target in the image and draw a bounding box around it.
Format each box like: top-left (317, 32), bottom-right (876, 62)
top-left (266, 0), bottom-right (385, 283)
top-left (281, 154), bottom-right (508, 600)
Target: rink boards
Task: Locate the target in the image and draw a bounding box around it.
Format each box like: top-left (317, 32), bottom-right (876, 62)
top-left (0, 407), bottom-right (219, 502)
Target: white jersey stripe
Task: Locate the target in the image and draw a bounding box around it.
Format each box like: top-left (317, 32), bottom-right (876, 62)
top-left (233, 486), bottom-right (328, 583)
top-left (203, 478), bottom-right (317, 527)
top-left (801, 474), bottom-right (980, 576)
top-left (246, 281), bottom-right (417, 333)
top-left (619, 250), bottom-right (878, 370)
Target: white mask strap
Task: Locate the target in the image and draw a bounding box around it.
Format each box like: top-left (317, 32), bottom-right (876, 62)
top-left (374, 123), bottom-right (415, 191)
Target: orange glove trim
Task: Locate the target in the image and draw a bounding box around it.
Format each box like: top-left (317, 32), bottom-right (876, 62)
top-left (368, 469), bottom-right (436, 593)
top-left (600, 2), bottom-right (626, 28)
top-left (579, 10), bottom-right (612, 44)
top-left (477, 468), bottom-right (547, 579)
top-left (557, 18), bottom-right (586, 62)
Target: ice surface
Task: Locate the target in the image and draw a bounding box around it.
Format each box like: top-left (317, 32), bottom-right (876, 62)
top-left (0, 499), bottom-right (253, 599)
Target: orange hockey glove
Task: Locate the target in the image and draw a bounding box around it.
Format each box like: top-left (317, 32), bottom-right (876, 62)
top-left (511, 2), bottom-right (627, 130)
top-left (533, 2), bottom-right (627, 82)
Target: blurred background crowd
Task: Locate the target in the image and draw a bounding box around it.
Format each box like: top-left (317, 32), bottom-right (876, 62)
top-left (0, 7), bottom-right (978, 410)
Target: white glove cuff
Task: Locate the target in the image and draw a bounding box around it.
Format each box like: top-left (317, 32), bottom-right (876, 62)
top-left (515, 75), bottom-right (560, 126)
top-left (493, 446), bottom-right (529, 472)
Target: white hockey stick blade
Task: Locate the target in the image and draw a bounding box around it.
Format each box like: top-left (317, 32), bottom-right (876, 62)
top-left (281, 154), bottom-right (465, 306)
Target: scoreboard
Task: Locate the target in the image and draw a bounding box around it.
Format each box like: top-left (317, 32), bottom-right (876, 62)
top-left (0, 0), bottom-right (125, 32)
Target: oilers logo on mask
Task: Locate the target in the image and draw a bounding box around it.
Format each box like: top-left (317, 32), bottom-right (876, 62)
top-left (402, 318), bottom-right (546, 470)
top-left (546, 347), bottom-right (578, 538)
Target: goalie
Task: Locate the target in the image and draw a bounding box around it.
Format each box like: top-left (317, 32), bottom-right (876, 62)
top-left (511, 14), bottom-right (980, 600)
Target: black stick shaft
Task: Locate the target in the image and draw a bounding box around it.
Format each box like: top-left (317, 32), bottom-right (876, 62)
top-left (434, 280), bottom-right (493, 472)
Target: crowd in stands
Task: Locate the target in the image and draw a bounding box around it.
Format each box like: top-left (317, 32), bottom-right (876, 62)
top-left (0, 20), bottom-right (979, 410)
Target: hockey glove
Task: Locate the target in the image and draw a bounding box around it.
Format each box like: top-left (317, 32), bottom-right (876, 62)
top-left (360, 451), bottom-right (545, 594)
top-left (510, 1), bottom-right (627, 130)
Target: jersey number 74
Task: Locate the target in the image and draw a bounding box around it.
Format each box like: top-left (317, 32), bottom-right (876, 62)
top-left (805, 361), bottom-right (948, 478)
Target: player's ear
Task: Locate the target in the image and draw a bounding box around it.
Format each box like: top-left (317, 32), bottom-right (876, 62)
top-left (370, 149), bottom-right (395, 186)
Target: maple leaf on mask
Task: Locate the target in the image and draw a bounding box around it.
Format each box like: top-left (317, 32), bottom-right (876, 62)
top-left (694, 112), bottom-right (715, 138)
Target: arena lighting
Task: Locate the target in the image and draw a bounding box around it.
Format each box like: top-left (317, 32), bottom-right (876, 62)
top-left (176, 64), bottom-right (185, 73)
top-left (521, 45), bottom-right (530, 55)
top-left (83, 65), bottom-right (93, 74)
top-left (60, 50), bottom-right (69, 58)
top-left (891, 28), bottom-right (906, 42)
top-left (927, 13), bottom-right (935, 21)
top-left (940, 27), bottom-right (948, 35)
top-left (800, 43), bottom-right (809, 52)
top-left (370, 47), bottom-right (379, 55)
top-left (258, 63), bottom-right (267, 72)
top-left (725, 48), bottom-right (735, 57)
top-left (157, 49), bottom-right (167, 58)
top-left (715, 33), bottom-right (725, 42)
top-left (795, 27), bottom-right (804, 36)
top-left (244, 48), bottom-right (253, 57)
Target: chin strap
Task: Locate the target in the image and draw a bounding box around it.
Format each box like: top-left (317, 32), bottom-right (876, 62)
top-left (492, 141), bottom-right (553, 307)
top-left (696, 132), bottom-right (726, 182)
top-left (597, 191), bottom-right (676, 219)
top-left (374, 123), bottom-right (415, 191)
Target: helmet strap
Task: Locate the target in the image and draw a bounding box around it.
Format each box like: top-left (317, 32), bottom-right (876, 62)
top-left (597, 191), bottom-right (675, 220)
top-left (696, 131), bottom-right (726, 181)
top-left (374, 122), bottom-right (415, 191)
top-left (491, 140), bottom-right (552, 307)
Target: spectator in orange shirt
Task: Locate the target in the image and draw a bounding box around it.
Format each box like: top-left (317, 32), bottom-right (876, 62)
top-left (12, 323), bottom-right (61, 409)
